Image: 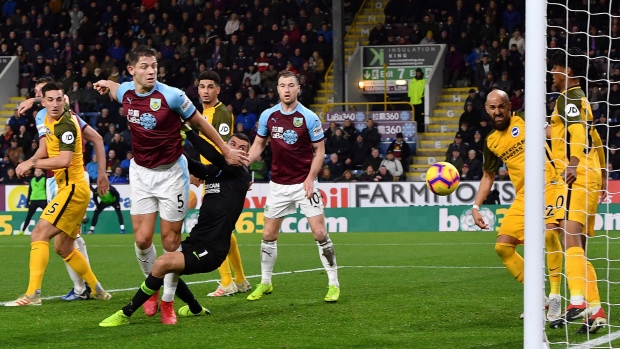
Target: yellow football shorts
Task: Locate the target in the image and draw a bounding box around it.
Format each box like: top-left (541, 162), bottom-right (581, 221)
top-left (554, 176), bottom-right (600, 237)
top-left (40, 181), bottom-right (90, 239)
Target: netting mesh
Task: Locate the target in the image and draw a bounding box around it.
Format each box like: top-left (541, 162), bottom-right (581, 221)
top-left (545, 1), bottom-right (620, 347)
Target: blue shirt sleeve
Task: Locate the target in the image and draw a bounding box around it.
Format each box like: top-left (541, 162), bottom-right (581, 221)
top-left (158, 83), bottom-right (196, 120)
top-left (257, 109), bottom-right (270, 137)
top-left (116, 82), bottom-right (134, 103)
top-left (70, 111), bottom-right (88, 130)
top-left (302, 108), bottom-right (324, 142)
top-left (35, 109), bottom-right (46, 138)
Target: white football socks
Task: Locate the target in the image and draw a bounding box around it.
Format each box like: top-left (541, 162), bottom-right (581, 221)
top-left (260, 240), bottom-right (277, 285)
top-left (317, 234), bottom-right (339, 287)
top-left (135, 243), bottom-right (157, 277)
top-left (66, 236), bottom-right (90, 294)
top-left (162, 245), bottom-right (182, 302)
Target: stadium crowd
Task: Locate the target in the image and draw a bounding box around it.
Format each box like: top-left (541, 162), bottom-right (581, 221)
top-left (0, 0), bottom-right (366, 184)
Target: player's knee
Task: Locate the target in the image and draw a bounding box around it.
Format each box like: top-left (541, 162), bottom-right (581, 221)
top-left (495, 243), bottom-right (515, 260)
top-left (134, 235), bottom-right (153, 250)
top-left (152, 258), bottom-right (169, 277)
top-left (312, 227), bottom-right (327, 241)
top-left (161, 235), bottom-right (181, 252)
top-left (545, 229), bottom-right (559, 247)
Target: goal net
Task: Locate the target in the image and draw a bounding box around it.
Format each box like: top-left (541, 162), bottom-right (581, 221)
top-left (537, 1), bottom-right (620, 348)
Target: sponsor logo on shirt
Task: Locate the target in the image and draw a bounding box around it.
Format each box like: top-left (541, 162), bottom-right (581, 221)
top-left (272, 126), bottom-right (284, 139)
top-left (61, 131), bottom-right (74, 144)
top-left (180, 95), bottom-right (192, 113)
top-left (283, 129), bottom-right (298, 145)
top-left (139, 113), bottom-right (157, 130)
top-left (205, 183), bottom-right (220, 194)
top-left (219, 123), bottom-right (230, 135)
top-left (565, 103), bottom-right (580, 117)
top-left (150, 98), bottom-right (161, 111)
top-left (313, 126), bottom-right (323, 137)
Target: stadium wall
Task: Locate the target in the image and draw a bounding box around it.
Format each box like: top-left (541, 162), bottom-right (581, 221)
top-left (3, 205), bottom-right (620, 235)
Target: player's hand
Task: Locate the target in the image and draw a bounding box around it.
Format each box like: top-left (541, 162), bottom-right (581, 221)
top-left (563, 166), bottom-right (577, 185)
top-left (189, 174), bottom-right (201, 187)
top-left (97, 174), bottom-right (109, 196)
top-left (17, 98), bottom-right (35, 115)
top-left (303, 177), bottom-right (315, 199)
top-left (224, 148), bottom-right (249, 166)
top-left (15, 160), bottom-right (33, 178)
top-left (93, 80), bottom-right (111, 95)
top-left (472, 208), bottom-right (489, 230)
top-left (600, 176), bottom-right (608, 203)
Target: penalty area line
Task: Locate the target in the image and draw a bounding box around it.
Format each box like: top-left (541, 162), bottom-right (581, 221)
top-left (0, 265), bottom-right (505, 305)
top-left (568, 330), bottom-right (620, 348)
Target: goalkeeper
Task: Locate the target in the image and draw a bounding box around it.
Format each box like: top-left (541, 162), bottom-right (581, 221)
top-left (88, 185), bottom-right (125, 235)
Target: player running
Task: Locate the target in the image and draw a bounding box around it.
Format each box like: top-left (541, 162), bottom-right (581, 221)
top-left (548, 48), bottom-right (607, 333)
top-left (196, 71), bottom-right (251, 297)
top-left (5, 82), bottom-right (111, 306)
top-left (87, 184), bottom-right (125, 235)
top-left (246, 71), bottom-right (340, 302)
top-left (94, 45), bottom-right (247, 324)
top-left (99, 130), bottom-right (251, 327)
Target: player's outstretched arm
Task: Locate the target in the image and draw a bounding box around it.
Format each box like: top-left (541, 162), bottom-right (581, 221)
top-left (28, 138), bottom-right (49, 162)
top-left (17, 97), bottom-right (38, 115)
top-left (472, 171), bottom-right (495, 229)
top-left (187, 112), bottom-right (248, 166)
top-left (82, 125), bottom-right (109, 196)
top-left (184, 128), bottom-right (227, 170)
top-left (93, 80), bottom-right (120, 101)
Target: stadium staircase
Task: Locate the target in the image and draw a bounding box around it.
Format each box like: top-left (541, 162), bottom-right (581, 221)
top-left (310, 0), bottom-right (386, 115)
top-left (1, 96), bottom-right (25, 125)
top-left (407, 87), bottom-right (469, 181)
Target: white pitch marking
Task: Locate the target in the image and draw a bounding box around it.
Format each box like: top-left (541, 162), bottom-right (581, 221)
top-left (568, 330), bottom-right (620, 348)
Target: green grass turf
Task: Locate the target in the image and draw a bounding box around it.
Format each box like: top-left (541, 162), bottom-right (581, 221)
top-left (1, 232), bottom-right (620, 349)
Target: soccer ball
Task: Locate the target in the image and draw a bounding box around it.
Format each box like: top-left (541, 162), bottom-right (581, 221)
top-left (425, 162), bottom-right (460, 196)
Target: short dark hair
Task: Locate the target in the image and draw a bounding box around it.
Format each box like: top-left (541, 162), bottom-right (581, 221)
top-left (550, 47), bottom-right (587, 77)
top-left (277, 70), bottom-right (299, 84)
top-left (231, 132), bottom-right (251, 146)
top-left (41, 81), bottom-right (63, 96)
top-left (197, 71), bottom-right (221, 86)
top-left (128, 45), bottom-right (157, 66)
top-left (36, 77), bottom-right (54, 86)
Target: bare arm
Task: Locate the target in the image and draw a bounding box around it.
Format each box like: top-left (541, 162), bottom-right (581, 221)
top-left (302, 140), bottom-right (326, 199)
top-left (472, 171), bottom-right (495, 229)
top-left (17, 97), bottom-right (39, 115)
top-left (248, 136), bottom-right (268, 164)
top-left (29, 137), bottom-right (48, 161)
top-left (16, 151), bottom-right (73, 177)
top-left (82, 125), bottom-right (109, 196)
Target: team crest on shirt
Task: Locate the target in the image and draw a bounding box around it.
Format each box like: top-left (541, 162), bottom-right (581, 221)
top-left (293, 117), bottom-right (303, 127)
top-left (511, 126), bottom-right (520, 138)
top-left (150, 98), bottom-right (161, 111)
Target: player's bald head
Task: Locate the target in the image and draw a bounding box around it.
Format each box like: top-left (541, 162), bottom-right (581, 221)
top-left (485, 89), bottom-right (509, 106)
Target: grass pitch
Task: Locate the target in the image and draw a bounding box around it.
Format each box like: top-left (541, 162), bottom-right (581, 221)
top-left (1, 232), bottom-right (620, 349)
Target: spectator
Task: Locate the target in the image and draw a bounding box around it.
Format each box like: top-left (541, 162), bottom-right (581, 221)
top-left (362, 147), bottom-right (383, 172)
top-left (590, 86), bottom-right (606, 120)
top-left (86, 154), bottom-right (98, 183)
top-left (243, 88), bottom-right (261, 115)
top-left (6, 137), bottom-right (23, 165)
top-left (475, 54), bottom-right (493, 91)
top-left (3, 167), bottom-right (18, 184)
top-left (387, 132), bottom-right (411, 177)
top-left (460, 164), bottom-right (473, 181)
top-left (120, 151), bottom-right (132, 176)
top-left (469, 130), bottom-right (485, 161)
top-left (249, 154), bottom-right (268, 182)
top-left (324, 122), bottom-right (338, 139)
top-left (497, 71), bottom-right (513, 95)
top-left (15, 125), bottom-right (31, 151)
top-left (380, 151), bottom-right (403, 179)
top-left (319, 165), bottom-right (333, 182)
top-left (368, 22), bottom-right (388, 45)
top-left (326, 128), bottom-right (350, 163)
top-left (103, 124), bottom-right (117, 145)
top-left (308, 51), bottom-right (326, 77)
top-left (475, 115), bottom-right (493, 140)
top-left (334, 169), bottom-right (357, 182)
top-left (373, 165), bottom-right (393, 182)
top-left (108, 133), bottom-right (128, 160)
top-left (446, 149), bottom-right (464, 174)
top-left (503, 3), bottom-right (522, 35)
top-left (445, 133), bottom-right (468, 161)
top-left (408, 68), bottom-right (426, 132)
top-left (78, 81), bottom-right (100, 112)
top-left (609, 145), bottom-right (620, 170)
top-left (608, 84), bottom-right (620, 121)
top-left (362, 119), bottom-right (381, 149)
top-left (237, 107), bottom-right (258, 132)
top-left (510, 89), bottom-right (524, 112)
top-left (444, 45), bottom-right (465, 88)
top-left (108, 166), bottom-right (128, 184)
top-left (464, 149), bottom-right (483, 180)
top-left (608, 162), bottom-right (620, 180)
top-left (326, 153), bottom-right (345, 178)
top-left (508, 28), bottom-right (525, 55)
top-left (460, 102), bottom-right (480, 128)
top-left (458, 122), bottom-right (472, 146)
top-left (595, 115), bottom-right (608, 146)
top-left (346, 134), bottom-right (371, 170)
top-left (230, 91), bottom-right (245, 116)
top-left (358, 165), bottom-right (376, 182)
top-left (24, 139), bottom-right (38, 160)
top-left (106, 149), bottom-right (119, 175)
top-left (342, 119), bottom-right (358, 143)
top-left (419, 31), bottom-right (436, 45)
top-left (496, 167), bottom-right (510, 181)
top-left (8, 110), bottom-right (27, 131)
